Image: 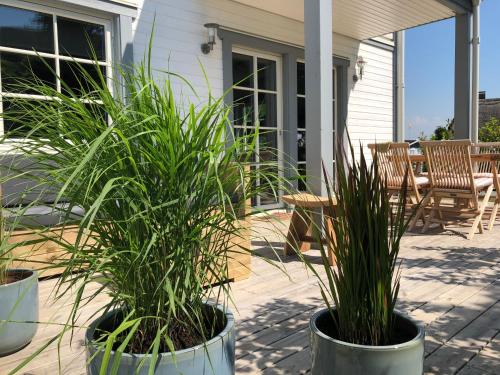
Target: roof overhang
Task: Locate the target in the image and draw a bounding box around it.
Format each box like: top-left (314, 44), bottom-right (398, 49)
top-left (231, 0), bottom-right (471, 40)
top-left (435, 0), bottom-right (473, 13)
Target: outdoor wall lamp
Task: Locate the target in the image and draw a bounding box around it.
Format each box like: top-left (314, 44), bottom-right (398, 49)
top-left (201, 23), bottom-right (219, 54)
top-left (353, 56), bottom-right (367, 82)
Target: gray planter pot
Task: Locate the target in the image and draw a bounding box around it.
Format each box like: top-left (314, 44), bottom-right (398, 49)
top-left (0, 269), bottom-right (39, 356)
top-left (85, 304), bottom-right (235, 375)
top-left (310, 309), bottom-right (424, 375)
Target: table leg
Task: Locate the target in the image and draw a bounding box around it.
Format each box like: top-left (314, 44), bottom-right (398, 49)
top-left (324, 206), bottom-right (336, 266)
top-left (284, 207), bottom-right (312, 256)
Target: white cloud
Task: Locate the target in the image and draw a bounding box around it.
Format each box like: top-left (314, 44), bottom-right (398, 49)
top-left (406, 115), bottom-right (448, 139)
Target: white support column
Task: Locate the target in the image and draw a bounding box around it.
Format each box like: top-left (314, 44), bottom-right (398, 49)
top-left (304, 0), bottom-right (334, 196)
top-left (471, 0), bottom-right (481, 143)
top-left (396, 31), bottom-right (405, 142)
top-left (454, 12), bottom-right (472, 140)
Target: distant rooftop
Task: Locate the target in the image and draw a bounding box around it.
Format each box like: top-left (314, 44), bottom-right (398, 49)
top-left (479, 91), bottom-right (500, 127)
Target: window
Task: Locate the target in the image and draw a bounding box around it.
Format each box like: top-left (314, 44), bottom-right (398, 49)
top-left (232, 50), bottom-right (283, 208)
top-left (296, 61), bottom-right (337, 191)
top-left (0, 3), bottom-right (111, 136)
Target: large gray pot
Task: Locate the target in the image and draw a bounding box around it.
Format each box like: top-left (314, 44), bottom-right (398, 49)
top-left (0, 269), bottom-right (39, 356)
top-left (310, 309), bottom-right (424, 375)
top-left (86, 304), bottom-right (235, 375)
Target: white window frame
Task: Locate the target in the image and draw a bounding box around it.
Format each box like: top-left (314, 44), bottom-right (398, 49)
top-left (232, 46), bottom-right (284, 209)
top-left (296, 60), bottom-right (338, 191)
top-left (0, 0), bottom-right (113, 136)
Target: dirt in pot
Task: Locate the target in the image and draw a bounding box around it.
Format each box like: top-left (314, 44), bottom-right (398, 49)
top-left (316, 310), bottom-right (419, 346)
top-left (92, 305), bottom-right (227, 354)
top-left (0, 270), bottom-right (34, 286)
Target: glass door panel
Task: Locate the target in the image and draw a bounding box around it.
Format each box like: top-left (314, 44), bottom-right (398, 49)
top-left (257, 93), bottom-right (277, 127)
top-left (232, 50), bottom-right (282, 208)
top-left (233, 89), bottom-right (254, 126)
top-left (257, 58), bottom-right (277, 90)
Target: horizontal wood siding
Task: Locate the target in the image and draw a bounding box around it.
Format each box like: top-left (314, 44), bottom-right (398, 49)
top-left (131, 0), bottom-right (394, 159)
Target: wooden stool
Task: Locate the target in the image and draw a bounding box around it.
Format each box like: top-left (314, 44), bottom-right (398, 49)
top-left (282, 193), bottom-right (337, 265)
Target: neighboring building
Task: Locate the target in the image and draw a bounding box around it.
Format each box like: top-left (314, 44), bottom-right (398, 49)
top-left (479, 91), bottom-right (500, 127)
top-left (0, 0), bottom-right (480, 209)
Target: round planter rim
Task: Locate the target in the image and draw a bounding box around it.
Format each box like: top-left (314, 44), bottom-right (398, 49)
top-left (86, 302), bottom-right (234, 359)
top-left (0, 269), bottom-right (37, 289)
top-left (310, 308), bottom-right (424, 351)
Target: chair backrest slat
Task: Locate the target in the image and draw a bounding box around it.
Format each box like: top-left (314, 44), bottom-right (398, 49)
top-left (473, 142), bottom-right (500, 173)
top-left (420, 140), bottom-right (475, 192)
top-left (367, 142), bottom-right (417, 192)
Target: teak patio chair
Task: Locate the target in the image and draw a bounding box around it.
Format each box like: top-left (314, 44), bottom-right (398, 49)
top-left (473, 142), bottom-right (500, 229)
top-left (368, 142), bottom-right (429, 228)
top-left (418, 140), bottom-right (495, 240)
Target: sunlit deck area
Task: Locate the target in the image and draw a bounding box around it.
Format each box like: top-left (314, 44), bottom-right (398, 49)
top-left (2, 212), bottom-right (499, 375)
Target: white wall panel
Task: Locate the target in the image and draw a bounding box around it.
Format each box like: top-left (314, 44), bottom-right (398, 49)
top-left (131, 0), bottom-right (394, 159)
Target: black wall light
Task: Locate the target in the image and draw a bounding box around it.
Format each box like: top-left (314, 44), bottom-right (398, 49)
top-left (353, 56), bottom-right (367, 82)
top-left (201, 23), bottom-right (219, 54)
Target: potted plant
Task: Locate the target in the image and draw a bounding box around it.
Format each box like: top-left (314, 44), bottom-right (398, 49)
top-left (0, 213), bottom-right (39, 356)
top-left (303, 144), bottom-right (424, 375)
top-left (0, 51), bottom-right (278, 373)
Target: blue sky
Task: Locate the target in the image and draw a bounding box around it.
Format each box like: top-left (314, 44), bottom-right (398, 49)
top-left (405, 0), bottom-right (500, 139)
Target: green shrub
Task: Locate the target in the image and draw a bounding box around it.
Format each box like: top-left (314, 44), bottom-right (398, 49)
top-left (479, 116), bottom-right (500, 142)
top-left (430, 118), bottom-right (454, 140)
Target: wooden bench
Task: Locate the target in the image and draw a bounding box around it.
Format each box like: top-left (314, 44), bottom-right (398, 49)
top-left (282, 193), bottom-right (337, 265)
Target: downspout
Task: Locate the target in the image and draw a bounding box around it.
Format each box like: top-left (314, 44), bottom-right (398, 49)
top-left (396, 31), bottom-right (405, 142)
top-left (471, 0), bottom-right (482, 142)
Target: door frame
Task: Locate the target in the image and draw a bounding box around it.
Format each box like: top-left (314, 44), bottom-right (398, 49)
top-left (219, 28), bottom-right (350, 205)
top-left (232, 46), bottom-right (284, 209)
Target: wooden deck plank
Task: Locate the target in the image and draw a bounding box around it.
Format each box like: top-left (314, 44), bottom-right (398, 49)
top-left (236, 328), bottom-right (308, 373)
top-left (423, 281), bottom-right (500, 356)
top-left (424, 301), bottom-right (500, 374)
top-left (261, 348), bottom-right (311, 375)
top-left (0, 213), bottom-right (499, 374)
top-left (458, 332), bottom-right (500, 375)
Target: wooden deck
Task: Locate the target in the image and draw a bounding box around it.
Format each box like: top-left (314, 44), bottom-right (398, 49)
top-left (1, 213), bottom-right (499, 374)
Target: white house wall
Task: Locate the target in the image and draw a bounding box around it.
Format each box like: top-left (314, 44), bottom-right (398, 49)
top-left (130, 0), bottom-right (394, 156)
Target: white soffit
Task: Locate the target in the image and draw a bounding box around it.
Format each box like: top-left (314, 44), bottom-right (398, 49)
top-left (231, 0), bottom-right (455, 40)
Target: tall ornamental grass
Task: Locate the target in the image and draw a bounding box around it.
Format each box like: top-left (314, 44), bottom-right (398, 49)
top-left (0, 49), bottom-right (280, 372)
top-left (303, 142), bottom-right (410, 346)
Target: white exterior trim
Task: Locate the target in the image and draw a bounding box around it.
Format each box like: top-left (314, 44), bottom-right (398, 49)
top-left (232, 46), bottom-right (284, 209)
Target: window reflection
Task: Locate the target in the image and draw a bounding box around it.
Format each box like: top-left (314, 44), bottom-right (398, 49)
top-left (232, 53), bottom-right (253, 88)
top-left (297, 131), bottom-right (306, 162)
top-left (297, 97), bottom-right (305, 129)
top-left (258, 93), bottom-right (277, 127)
top-left (233, 90), bottom-right (254, 127)
top-left (0, 6), bottom-right (108, 138)
top-left (58, 17), bottom-right (105, 61)
top-left (297, 62), bottom-right (305, 96)
top-left (60, 61), bottom-right (106, 97)
top-left (0, 5), bottom-right (54, 53)
top-left (257, 58), bottom-right (276, 91)
top-left (1, 52), bottom-right (56, 94)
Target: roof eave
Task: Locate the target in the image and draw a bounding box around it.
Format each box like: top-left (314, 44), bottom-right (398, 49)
top-left (435, 0), bottom-right (473, 13)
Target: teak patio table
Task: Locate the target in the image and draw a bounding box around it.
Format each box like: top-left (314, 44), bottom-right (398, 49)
top-left (282, 193), bottom-right (337, 265)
